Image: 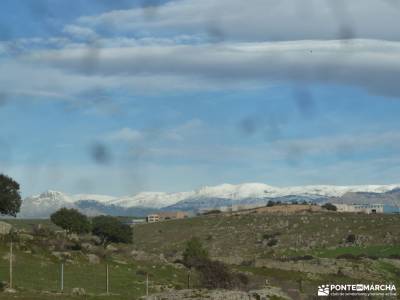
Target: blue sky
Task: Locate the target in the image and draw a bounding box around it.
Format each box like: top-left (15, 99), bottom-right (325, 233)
top-left (1, 0), bottom-right (400, 197)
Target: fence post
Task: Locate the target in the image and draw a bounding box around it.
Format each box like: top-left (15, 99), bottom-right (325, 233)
top-left (106, 264), bottom-right (109, 294)
top-left (187, 269), bottom-right (191, 289)
top-left (146, 272), bottom-right (149, 296)
top-left (9, 241), bottom-right (13, 289)
top-left (61, 263), bottom-right (64, 292)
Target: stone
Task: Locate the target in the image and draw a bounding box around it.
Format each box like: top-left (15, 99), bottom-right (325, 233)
top-left (18, 233), bottom-right (34, 242)
top-left (106, 244), bottom-right (118, 252)
top-left (87, 254), bottom-right (100, 264)
top-left (71, 287), bottom-right (86, 296)
top-left (0, 221), bottom-right (12, 235)
top-left (140, 287), bottom-right (291, 300)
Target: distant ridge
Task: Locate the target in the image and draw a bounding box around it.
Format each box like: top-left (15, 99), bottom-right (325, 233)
top-left (19, 183), bottom-right (400, 218)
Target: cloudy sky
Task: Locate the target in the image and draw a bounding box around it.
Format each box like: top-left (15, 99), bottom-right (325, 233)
top-left (1, 0), bottom-right (400, 197)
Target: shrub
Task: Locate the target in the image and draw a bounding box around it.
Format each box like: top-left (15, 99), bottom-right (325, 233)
top-left (266, 201), bottom-right (275, 207)
top-left (336, 253), bottom-right (359, 260)
top-left (267, 238), bottom-right (278, 247)
top-left (91, 215), bottom-right (132, 245)
top-left (345, 233), bottom-right (356, 244)
top-left (322, 203), bottom-right (337, 211)
top-left (183, 237), bottom-right (209, 268)
top-left (197, 259), bottom-right (233, 289)
top-left (202, 209), bottom-right (222, 215)
top-left (262, 232), bottom-right (281, 240)
top-left (196, 259), bottom-right (249, 290)
top-left (0, 281), bottom-right (8, 292)
top-left (50, 208), bottom-right (91, 234)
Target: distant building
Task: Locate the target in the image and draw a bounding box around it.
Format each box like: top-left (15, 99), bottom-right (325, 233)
top-left (146, 211), bottom-right (188, 223)
top-left (123, 219), bottom-right (146, 226)
top-left (147, 214), bottom-right (160, 223)
top-left (159, 211), bottom-right (189, 221)
top-left (334, 203), bottom-right (385, 214)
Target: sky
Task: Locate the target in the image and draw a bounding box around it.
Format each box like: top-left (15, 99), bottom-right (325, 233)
top-left (1, 0), bottom-right (400, 197)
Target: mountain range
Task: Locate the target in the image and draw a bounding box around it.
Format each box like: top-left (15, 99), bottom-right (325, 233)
top-left (17, 183), bottom-right (400, 218)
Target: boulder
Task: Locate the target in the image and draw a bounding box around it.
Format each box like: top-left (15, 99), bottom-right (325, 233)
top-left (87, 254), bottom-right (100, 264)
top-left (71, 287), bottom-right (86, 296)
top-left (0, 221), bottom-right (12, 235)
top-left (52, 251), bottom-right (72, 261)
top-left (106, 244), bottom-right (118, 252)
top-left (140, 288), bottom-right (291, 300)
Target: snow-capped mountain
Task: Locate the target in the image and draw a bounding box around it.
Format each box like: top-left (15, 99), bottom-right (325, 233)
top-left (19, 183), bottom-right (400, 218)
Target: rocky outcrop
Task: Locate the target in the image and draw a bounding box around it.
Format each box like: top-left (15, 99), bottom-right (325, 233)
top-left (254, 257), bottom-right (382, 280)
top-left (140, 288), bottom-right (291, 300)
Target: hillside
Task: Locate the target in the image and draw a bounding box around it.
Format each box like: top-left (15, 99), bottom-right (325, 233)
top-left (0, 211), bottom-right (399, 299)
top-left (133, 211), bottom-right (400, 262)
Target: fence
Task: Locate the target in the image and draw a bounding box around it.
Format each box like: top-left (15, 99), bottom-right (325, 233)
top-left (0, 242), bottom-right (187, 297)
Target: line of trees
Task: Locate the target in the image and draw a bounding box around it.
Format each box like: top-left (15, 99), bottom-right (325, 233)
top-left (50, 208), bottom-right (133, 245)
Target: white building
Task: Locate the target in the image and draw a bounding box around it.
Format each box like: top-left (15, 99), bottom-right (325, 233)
top-left (333, 203), bottom-right (384, 214)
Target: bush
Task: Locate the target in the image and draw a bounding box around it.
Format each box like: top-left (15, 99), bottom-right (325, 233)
top-left (92, 215), bottom-right (132, 245)
top-left (322, 203), bottom-right (337, 211)
top-left (336, 253), bottom-right (359, 260)
top-left (287, 255), bottom-right (314, 261)
top-left (183, 237), bottom-right (209, 268)
top-left (196, 259), bottom-right (249, 290)
top-left (0, 280), bottom-right (8, 292)
top-left (262, 232), bottom-right (281, 240)
top-left (267, 238), bottom-right (278, 247)
top-left (50, 208), bottom-right (91, 234)
top-left (202, 210), bottom-right (221, 215)
top-left (345, 234), bottom-right (356, 244)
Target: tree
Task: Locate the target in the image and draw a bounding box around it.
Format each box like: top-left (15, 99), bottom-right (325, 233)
top-left (182, 237), bottom-right (209, 268)
top-left (50, 208), bottom-right (91, 234)
top-left (91, 215), bottom-right (132, 245)
top-left (322, 203), bottom-right (337, 211)
top-left (0, 174), bottom-right (22, 217)
top-left (266, 200), bottom-right (275, 207)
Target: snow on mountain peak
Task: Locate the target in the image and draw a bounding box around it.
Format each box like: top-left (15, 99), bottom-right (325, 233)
top-left (19, 182), bottom-right (400, 218)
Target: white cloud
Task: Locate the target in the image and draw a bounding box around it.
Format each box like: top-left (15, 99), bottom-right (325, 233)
top-left (77, 0), bottom-right (400, 41)
top-left (106, 127), bottom-right (143, 142)
top-left (63, 25), bottom-right (98, 40)
top-left (17, 39), bottom-right (400, 97)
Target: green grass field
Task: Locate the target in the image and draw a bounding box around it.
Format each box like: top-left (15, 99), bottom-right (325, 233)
top-left (0, 244), bottom-right (189, 299)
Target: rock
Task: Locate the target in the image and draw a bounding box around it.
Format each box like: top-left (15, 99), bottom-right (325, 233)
top-left (2, 253), bottom-right (16, 262)
top-left (140, 287), bottom-right (291, 300)
top-left (52, 251), bottom-right (72, 261)
top-left (18, 233), bottom-right (34, 242)
top-left (131, 250), bottom-right (160, 262)
top-left (0, 221), bottom-right (12, 235)
top-left (68, 233), bottom-right (80, 242)
top-left (81, 242), bottom-right (95, 252)
top-left (87, 254), bottom-right (100, 264)
top-left (71, 287), bottom-right (86, 296)
top-left (113, 259), bottom-right (128, 265)
top-left (3, 288), bottom-right (17, 293)
top-left (106, 244), bottom-right (118, 252)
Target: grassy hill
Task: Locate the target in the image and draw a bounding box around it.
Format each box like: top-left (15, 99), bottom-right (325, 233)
top-left (0, 210), bottom-right (399, 299)
top-left (133, 211), bottom-right (400, 261)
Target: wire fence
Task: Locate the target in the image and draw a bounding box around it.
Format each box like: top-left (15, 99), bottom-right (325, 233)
top-left (0, 242), bottom-right (182, 297)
